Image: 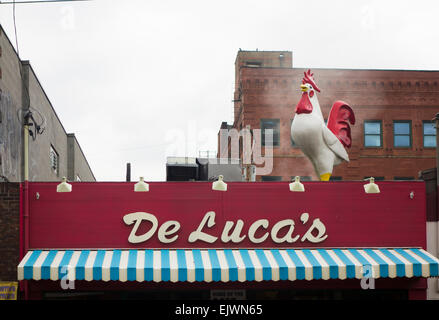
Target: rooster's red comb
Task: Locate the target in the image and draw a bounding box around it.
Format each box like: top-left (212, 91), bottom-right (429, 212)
top-left (302, 69), bottom-right (320, 92)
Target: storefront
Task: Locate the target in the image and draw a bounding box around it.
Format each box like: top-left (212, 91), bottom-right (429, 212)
top-left (16, 180), bottom-right (439, 300)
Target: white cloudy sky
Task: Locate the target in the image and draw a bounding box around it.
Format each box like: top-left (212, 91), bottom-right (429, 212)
top-left (1, 0), bottom-right (438, 181)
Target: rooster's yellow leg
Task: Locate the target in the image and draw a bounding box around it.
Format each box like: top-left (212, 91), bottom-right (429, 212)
top-left (320, 173), bottom-right (331, 181)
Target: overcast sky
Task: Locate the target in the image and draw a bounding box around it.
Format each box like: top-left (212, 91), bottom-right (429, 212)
top-left (1, 0), bottom-right (438, 181)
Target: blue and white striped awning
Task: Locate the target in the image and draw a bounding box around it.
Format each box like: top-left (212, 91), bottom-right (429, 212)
top-left (17, 248), bottom-right (439, 283)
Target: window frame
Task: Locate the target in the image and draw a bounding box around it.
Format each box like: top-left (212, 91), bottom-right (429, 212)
top-left (423, 120), bottom-right (436, 149)
top-left (363, 120), bottom-right (383, 148)
top-left (393, 120), bottom-right (412, 148)
top-left (260, 119), bottom-right (280, 147)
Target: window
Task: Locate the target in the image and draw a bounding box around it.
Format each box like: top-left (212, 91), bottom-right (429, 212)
top-left (49, 145), bottom-right (59, 176)
top-left (423, 121), bottom-right (436, 148)
top-left (261, 176), bottom-right (282, 181)
top-left (291, 176), bottom-right (311, 181)
top-left (261, 119), bottom-right (280, 147)
top-left (245, 61), bottom-right (262, 68)
top-left (330, 176), bottom-right (342, 181)
top-left (364, 121), bottom-right (382, 147)
top-left (394, 177), bottom-right (414, 180)
top-left (393, 121), bottom-right (411, 147)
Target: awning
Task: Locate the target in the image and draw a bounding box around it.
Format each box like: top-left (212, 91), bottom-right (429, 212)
top-left (17, 248), bottom-right (439, 283)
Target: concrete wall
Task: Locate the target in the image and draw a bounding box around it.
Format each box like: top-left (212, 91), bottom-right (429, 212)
top-left (0, 27), bottom-right (23, 182)
top-left (0, 25), bottom-right (95, 182)
top-left (26, 62), bottom-right (69, 181)
top-left (67, 133), bottom-right (95, 181)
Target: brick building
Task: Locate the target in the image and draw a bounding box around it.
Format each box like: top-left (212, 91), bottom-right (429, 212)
top-left (219, 50), bottom-right (438, 181)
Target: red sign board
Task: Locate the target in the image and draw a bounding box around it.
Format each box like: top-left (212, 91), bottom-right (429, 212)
top-left (27, 181), bottom-right (426, 249)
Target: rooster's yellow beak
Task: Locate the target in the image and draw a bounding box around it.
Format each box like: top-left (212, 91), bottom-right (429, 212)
top-left (300, 84), bottom-right (308, 92)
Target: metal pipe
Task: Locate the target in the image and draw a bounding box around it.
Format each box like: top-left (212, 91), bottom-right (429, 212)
top-left (18, 183), bottom-right (24, 296)
top-left (435, 113), bottom-right (439, 294)
top-left (23, 124), bottom-right (30, 299)
top-left (22, 180), bottom-right (30, 300)
top-left (24, 125), bottom-right (29, 181)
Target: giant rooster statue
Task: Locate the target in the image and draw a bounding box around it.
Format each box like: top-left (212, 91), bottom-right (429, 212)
top-left (291, 70), bottom-right (355, 181)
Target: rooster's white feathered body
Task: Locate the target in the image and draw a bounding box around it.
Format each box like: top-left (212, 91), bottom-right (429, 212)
top-left (291, 70), bottom-right (355, 181)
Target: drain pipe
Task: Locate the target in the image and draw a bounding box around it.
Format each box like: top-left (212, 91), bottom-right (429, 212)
top-left (23, 123), bottom-right (30, 300)
top-left (435, 113), bottom-right (439, 295)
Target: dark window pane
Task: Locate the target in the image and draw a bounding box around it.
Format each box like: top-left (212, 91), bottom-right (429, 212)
top-left (394, 122), bottom-right (410, 135)
top-left (394, 135), bottom-right (410, 147)
top-left (263, 119), bottom-right (277, 127)
top-left (365, 135), bottom-right (381, 147)
top-left (394, 177), bottom-right (414, 180)
top-left (330, 176), bottom-right (342, 181)
top-left (291, 176), bottom-right (311, 181)
top-left (365, 122), bottom-right (381, 134)
top-left (261, 176), bottom-right (282, 181)
top-left (424, 135), bottom-right (436, 147)
top-left (263, 129), bottom-right (275, 146)
top-left (424, 122), bottom-right (436, 135)
top-left (261, 119), bottom-right (280, 146)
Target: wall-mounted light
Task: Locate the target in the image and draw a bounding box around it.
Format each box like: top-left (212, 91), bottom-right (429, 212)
top-left (289, 176), bottom-right (305, 192)
top-left (134, 177), bottom-right (149, 192)
top-left (212, 175), bottom-right (227, 191)
top-left (364, 177), bottom-right (380, 194)
top-left (56, 177), bottom-right (72, 193)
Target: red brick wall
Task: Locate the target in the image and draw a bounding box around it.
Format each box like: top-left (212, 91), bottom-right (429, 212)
top-left (0, 182), bottom-right (20, 281)
top-left (233, 67), bottom-right (438, 181)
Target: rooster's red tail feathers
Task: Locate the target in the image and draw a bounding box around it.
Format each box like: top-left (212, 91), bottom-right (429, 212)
top-left (326, 101), bottom-right (355, 148)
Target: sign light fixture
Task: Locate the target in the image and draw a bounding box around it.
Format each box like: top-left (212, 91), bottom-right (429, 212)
top-left (364, 177), bottom-right (380, 194)
top-left (289, 176), bottom-right (305, 192)
top-left (56, 177), bottom-right (72, 193)
top-left (134, 177), bottom-right (149, 192)
top-left (212, 175), bottom-right (227, 191)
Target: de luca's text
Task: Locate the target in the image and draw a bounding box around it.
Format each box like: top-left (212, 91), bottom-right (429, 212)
top-left (123, 211), bottom-right (328, 245)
